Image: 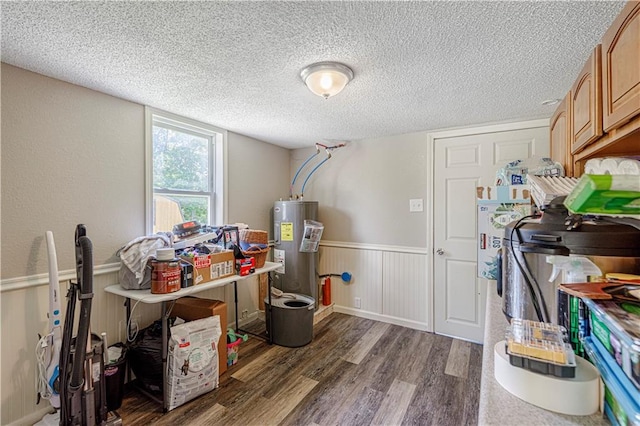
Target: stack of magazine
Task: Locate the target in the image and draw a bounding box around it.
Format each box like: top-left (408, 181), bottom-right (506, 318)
top-left (527, 174), bottom-right (580, 209)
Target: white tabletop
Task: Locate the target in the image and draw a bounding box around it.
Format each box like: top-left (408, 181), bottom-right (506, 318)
top-left (104, 261), bottom-right (281, 304)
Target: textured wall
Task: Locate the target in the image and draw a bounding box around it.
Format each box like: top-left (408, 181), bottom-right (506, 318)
top-left (291, 133), bottom-right (429, 248)
top-left (227, 132), bottom-right (290, 237)
top-left (0, 64), bottom-right (291, 280)
top-left (0, 64), bottom-right (291, 424)
top-left (1, 63), bottom-right (146, 278)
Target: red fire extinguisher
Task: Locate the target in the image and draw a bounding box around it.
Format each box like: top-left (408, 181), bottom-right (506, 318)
top-left (322, 277), bottom-right (332, 306)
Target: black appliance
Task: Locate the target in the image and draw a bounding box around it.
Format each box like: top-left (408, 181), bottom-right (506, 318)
top-left (500, 198), bottom-right (640, 323)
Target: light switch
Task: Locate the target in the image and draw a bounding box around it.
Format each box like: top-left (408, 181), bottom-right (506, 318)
top-left (409, 198), bottom-right (424, 212)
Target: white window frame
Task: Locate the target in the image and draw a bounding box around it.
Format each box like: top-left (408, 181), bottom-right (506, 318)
top-left (145, 107), bottom-right (228, 234)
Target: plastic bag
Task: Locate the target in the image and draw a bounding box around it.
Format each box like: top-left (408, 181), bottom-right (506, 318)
top-left (127, 319), bottom-right (171, 394)
top-left (118, 261), bottom-right (152, 290)
top-left (117, 233), bottom-right (171, 290)
top-left (496, 157), bottom-right (564, 186)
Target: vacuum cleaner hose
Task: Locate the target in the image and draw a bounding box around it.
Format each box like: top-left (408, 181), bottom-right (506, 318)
top-left (69, 236), bottom-right (93, 391)
top-left (79, 236), bottom-right (94, 295)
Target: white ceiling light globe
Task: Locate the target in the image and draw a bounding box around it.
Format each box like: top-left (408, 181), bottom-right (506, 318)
top-left (300, 62), bottom-right (354, 99)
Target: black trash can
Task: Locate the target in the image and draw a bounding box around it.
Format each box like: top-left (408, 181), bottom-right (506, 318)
top-left (105, 343), bottom-right (127, 411)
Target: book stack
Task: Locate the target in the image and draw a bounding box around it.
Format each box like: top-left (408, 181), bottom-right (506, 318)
top-left (526, 174), bottom-right (580, 209)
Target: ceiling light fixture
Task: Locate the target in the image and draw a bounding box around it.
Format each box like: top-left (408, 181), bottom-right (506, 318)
top-left (300, 62), bottom-right (354, 99)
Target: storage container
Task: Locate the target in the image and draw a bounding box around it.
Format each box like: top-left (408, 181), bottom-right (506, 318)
top-left (227, 337), bottom-right (242, 366)
top-left (583, 298), bottom-right (640, 390)
top-left (171, 297), bottom-right (228, 376)
top-left (584, 337), bottom-right (640, 425)
top-left (506, 319), bottom-right (576, 378)
top-left (264, 294), bottom-right (314, 347)
top-left (178, 249), bottom-right (235, 284)
top-left (239, 229), bottom-right (269, 268)
top-left (591, 334), bottom-right (640, 403)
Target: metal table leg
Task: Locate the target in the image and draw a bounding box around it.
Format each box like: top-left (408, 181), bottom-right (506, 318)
top-left (267, 271), bottom-right (273, 344)
top-left (235, 273), bottom-right (273, 344)
top-left (233, 280), bottom-right (239, 334)
top-left (124, 298), bottom-right (131, 383)
top-left (161, 300), bottom-right (168, 413)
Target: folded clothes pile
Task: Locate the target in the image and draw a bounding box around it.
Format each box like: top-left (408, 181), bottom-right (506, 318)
top-left (239, 241), bottom-right (268, 251)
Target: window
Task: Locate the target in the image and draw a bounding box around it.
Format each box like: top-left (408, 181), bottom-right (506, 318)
top-left (145, 108), bottom-right (227, 234)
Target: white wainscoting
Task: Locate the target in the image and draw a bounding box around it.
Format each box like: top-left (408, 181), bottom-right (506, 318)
top-left (1, 243), bottom-right (427, 424)
top-left (0, 267), bottom-right (160, 424)
top-left (319, 241), bottom-right (430, 332)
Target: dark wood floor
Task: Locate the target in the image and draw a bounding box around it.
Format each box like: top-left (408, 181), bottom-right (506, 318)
top-left (117, 313), bottom-right (483, 425)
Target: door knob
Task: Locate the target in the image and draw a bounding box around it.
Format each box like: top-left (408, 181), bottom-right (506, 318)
top-left (436, 248), bottom-right (445, 255)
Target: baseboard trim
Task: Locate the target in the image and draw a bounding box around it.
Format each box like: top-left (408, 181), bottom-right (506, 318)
top-left (333, 305), bottom-right (431, 332)
top-left (314, 303), bottom-right (334, 324)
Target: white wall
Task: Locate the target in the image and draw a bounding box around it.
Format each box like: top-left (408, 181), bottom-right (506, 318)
top-left (293, 134), bottom-right (432, 329)
top-left (0, 64), bottom-right (290, 424)
top-left (292, 134), bottom-right (429, 247)
top-left (1, 63), bottom-right (146, 277)
top-left (227, 132), bottom-right (290, 236)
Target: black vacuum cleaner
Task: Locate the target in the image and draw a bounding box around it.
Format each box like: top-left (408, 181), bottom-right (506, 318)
top-left (58, 225), bottom-right (114, 426)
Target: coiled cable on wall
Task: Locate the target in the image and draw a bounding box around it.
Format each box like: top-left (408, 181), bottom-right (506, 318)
top-left (35, 332), bottom-right (55, 402)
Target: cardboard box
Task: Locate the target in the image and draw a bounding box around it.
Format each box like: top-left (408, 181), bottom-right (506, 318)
top-left (235, 257), bottom-right (255, 276)
top-left (476, 185), bottom-right (531, 280)
top-left (180, 250), bottom-right (235, 285)
top-left (171, 297), bottom-right (228, 376)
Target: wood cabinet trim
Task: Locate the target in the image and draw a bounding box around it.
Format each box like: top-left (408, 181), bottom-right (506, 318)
top-left (573, 115), bottom-right (640, 161)
top-left (549, 1), bottom-right (640, 177)
top-left (571, 45), bottom-right (603, 154)
top-left (601, 1), bottom-right (640, 131)
top-left (549, 92), bottom-right (573, 176)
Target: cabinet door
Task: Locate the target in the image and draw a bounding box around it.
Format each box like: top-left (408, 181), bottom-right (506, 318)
top-left (571, 45), bottom-right (603, 153)
top-left (602, 1), bottom-right (640, 132)
top-left (550, 92), bottom-right (573, 176)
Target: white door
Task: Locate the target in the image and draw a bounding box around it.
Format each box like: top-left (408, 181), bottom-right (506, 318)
top-left (432, 122), bottom-right (549, 342)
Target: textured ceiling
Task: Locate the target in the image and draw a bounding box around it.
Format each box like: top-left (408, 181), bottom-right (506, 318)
top-left (1, 1), bottom-right (626, 149)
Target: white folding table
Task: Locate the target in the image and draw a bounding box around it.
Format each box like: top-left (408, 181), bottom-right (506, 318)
top-left (104, 261), bottom-right (281, 411)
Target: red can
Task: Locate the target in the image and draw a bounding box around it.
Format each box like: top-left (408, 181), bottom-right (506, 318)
top-left (322, 277), bottom-right (332, 306)
top-left (151, 249), bottom-right (181, 294)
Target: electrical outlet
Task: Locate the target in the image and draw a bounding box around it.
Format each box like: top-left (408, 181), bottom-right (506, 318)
top-left (409, 198), bottom-right (424, 212)
top-left (241, 309), bottom-right (249, 319)
top-left (354, 297), bottom-right (361, 309)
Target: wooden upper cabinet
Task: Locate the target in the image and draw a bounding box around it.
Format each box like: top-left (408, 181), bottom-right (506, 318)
top-left (571, 45), bottom-right (603, 154)
top-left (550, 92), bottom-right (573, 176)
top-left (601, 1), bottom-right (640, 132)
